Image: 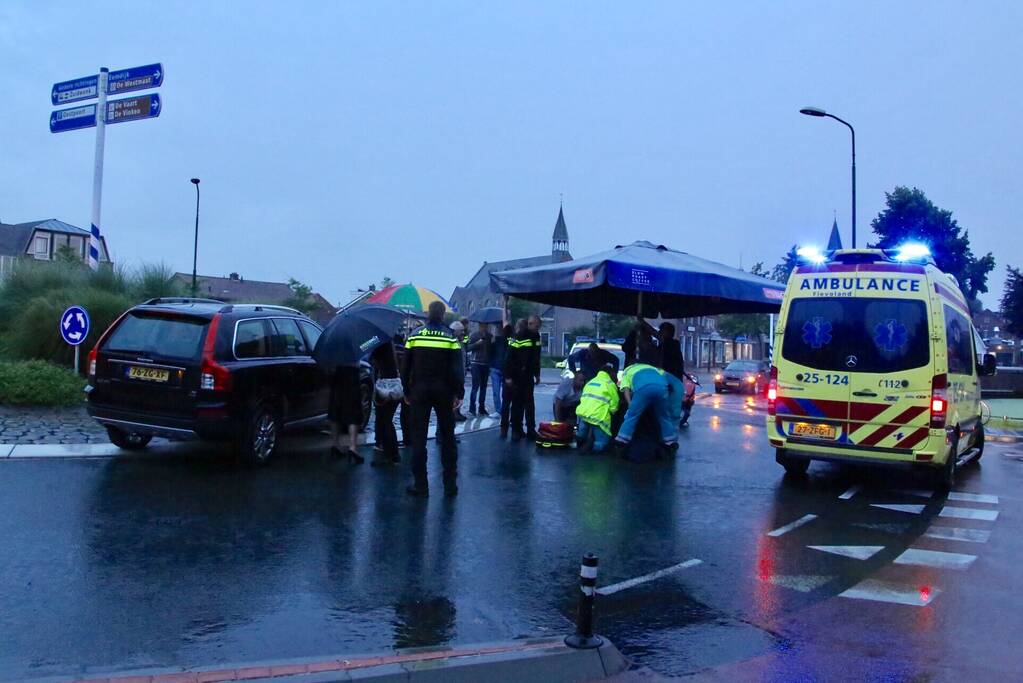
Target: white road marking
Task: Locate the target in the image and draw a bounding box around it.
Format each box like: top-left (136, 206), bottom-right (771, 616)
top-left (947, 492), bottom-right (999, 505)
top-left (923, 526), bottom-right (991, 544)
top-left (767, 514), bottom-right (818, 537)
top-left (808, 545), bottom-right (885, 560)
top-left (840, 579), bottom-right (940, 607)
top-left (0, 445), bottom-right (13, 458)
top-left (939, 507), bottom-right (999, 521)
top-left (838, 485), bottom-right (860, 500)
top-left (763, 574), bottom-right (834, 593)
top-left (870, 503), bottom-right (926, 515)
top-left (893, 548), bottom-right (977, 570)
top-left (596, 559), bottom-right (702, 596)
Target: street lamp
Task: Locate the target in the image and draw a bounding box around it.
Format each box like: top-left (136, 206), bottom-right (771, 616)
top-left (799, 106), bottom-right (856, 248)
top-left (190, 178), bottom-right (200, 296)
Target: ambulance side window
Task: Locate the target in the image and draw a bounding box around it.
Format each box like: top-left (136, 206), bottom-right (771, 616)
top-left (944, 305), bottom-right (974, 376)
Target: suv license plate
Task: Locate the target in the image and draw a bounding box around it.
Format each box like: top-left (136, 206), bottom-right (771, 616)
top-left (128, 366), bottom-right (170, 382)
top-left (791, 422), bottom-right (837, 440)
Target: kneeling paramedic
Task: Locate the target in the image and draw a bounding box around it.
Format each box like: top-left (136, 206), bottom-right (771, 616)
top-left (402, 301), bottom-right (464, 497)
top-left (614, 360), bottom-right (677, 452)
top-left (575, 364), bottom-right (620, 453)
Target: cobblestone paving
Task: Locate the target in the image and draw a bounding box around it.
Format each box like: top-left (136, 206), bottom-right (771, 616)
top-left (0, 405), bottom-right (108, 444)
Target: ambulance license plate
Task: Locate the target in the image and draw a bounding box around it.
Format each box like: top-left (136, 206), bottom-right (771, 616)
top-left (791, 422), bottom-right (837, 440)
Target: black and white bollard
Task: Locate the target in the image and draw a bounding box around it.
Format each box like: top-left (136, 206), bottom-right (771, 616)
top-left (565, 553), bottom-right (603, 649)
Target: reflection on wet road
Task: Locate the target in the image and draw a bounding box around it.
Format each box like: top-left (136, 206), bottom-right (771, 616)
top-left (0, 391), bottom-right (1019, 680)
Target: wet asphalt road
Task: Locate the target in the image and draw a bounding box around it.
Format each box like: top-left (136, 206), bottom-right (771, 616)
top-left (1, 389), bottom-right (1021, 681)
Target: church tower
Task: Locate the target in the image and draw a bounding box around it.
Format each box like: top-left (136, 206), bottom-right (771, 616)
top-left (552, 203), bottom-right (570, 262)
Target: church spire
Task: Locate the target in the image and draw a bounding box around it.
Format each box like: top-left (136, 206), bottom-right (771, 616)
top-left (827, 214), bottom-right (843, 251)
top-left (552, 202), bottom-right (570, 261)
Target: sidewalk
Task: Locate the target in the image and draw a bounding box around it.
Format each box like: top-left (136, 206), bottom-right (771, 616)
top-left (50, 637), bottom-right (627, 683)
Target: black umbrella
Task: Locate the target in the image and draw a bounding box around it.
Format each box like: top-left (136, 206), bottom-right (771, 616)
top-left (468, 306), bottom-right (504, 324)
top-left (312, 304), bottom-right (410, 371)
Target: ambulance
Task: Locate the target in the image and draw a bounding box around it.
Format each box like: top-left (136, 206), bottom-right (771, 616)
top-left (767, 244), bottom-right (996, 489)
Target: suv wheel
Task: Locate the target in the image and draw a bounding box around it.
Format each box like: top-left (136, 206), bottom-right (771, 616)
top-left (106, 426), bottom-right (152, 451)
top-left (239, 402), bottom-right (280, 464)
top-left (776, 448), bottom-right (809, 475)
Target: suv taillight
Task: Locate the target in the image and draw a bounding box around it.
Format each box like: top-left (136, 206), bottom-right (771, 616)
top-left (87, 347), bottom-right (97, 376)
top-left (200, 314), bottom-right (231, 392)
top-left (767, 366), bottom-right (778, 415)
top-left (930, 373), bottom-right (947, 428)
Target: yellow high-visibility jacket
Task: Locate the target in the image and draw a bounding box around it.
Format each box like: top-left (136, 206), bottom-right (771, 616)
top-left (575, 370), bottom-right (620, 436)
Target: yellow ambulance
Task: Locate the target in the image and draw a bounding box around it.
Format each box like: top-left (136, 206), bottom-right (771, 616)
top-left (767, 244), bottom-right (996, 489)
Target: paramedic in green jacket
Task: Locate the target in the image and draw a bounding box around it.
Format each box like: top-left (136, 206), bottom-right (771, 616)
top-left (575, 364), bottom-right (620, 453)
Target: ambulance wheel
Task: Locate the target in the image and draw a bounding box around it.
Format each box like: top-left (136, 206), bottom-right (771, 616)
top-left (935, 432), bottom-right (959, 491)
top-left (776, 449), bottom-right (809, 475)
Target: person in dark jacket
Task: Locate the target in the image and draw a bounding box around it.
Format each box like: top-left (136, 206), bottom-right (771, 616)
top-left (568, 342), bottom-right (621, 378)
top-left (466, 322), bottom-right (493, 415)
top-left (659, 323), bottom-right (685, 381)
top-left (492, 322), bottom-right (512, 429)
top-left (506, 315), bottom-right (542, 440)
top-left (401, 301), bottom-right (464, 497)
top-left (622, 319), bottom-right (658, 367)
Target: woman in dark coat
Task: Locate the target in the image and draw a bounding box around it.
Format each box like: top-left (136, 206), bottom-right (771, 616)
top-left (329, 364), bottom-right (365, 463)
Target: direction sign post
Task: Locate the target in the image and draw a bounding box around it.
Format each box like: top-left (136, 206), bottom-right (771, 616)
top-left (90, 69), bottom-right (107, 271)
top-left (60, 306), bottom-right (91, 374)
top-left (49, 63), bottom-right (163, 271)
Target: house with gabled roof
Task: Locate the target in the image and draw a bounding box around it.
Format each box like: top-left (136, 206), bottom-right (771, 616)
top-left (0, 218), bottom-right (111, 276)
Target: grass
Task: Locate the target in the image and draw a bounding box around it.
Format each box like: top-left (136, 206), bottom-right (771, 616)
top-left (983, 398), bottom-right (1023, 431)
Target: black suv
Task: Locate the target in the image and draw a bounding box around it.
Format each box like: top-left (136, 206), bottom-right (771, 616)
top-left (86, 298), bottom-right (372, 462)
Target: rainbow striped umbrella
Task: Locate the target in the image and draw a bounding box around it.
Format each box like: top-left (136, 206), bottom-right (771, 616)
top-left (365, 283), bottom-right (452, 314)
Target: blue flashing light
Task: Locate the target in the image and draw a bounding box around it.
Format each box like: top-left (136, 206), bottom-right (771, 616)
top-left (894, 242), bottom-right (931, 261)
top-left (796, 245), bottom-right (827, 265)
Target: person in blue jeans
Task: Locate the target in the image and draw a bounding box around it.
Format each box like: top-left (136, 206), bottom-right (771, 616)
top-left (490, 323), bottom-right (512, 420)
top-left (662, 371), bottom-right (684, 445)
top-left (614, 362), bottom-right (677, 451)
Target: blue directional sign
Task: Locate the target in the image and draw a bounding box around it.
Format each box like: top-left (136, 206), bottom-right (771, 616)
top-left (60, 306), bottom-right (90, 346)
top-left (50, 94), bottom-right (162, 134)
top-left (51, 63), bottom-right (164, 105)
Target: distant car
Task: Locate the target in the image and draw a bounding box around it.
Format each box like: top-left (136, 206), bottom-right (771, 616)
top-left (558, 341), bottom-right (626, 381)
top-left (714, 360), bottom-right (769, 395)
top-left (85, 297), bottom-right (373, 463)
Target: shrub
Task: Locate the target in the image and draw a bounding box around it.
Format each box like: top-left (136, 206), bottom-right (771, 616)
top-left (0, 360), bottom-right (86, 407)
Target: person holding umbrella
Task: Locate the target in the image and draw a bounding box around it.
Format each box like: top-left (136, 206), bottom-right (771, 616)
top-left (402, 301), bottom-right (464, 497)
top-left (312, 304), bottom-right (415, 466)
top-left (467, 321), bottom-right (493, 416)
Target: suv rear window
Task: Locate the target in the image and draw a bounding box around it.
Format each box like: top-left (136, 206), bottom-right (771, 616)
top-left (725, 361), bottom-right (762, 372)
top-left (782, 298), bottom-right (929, 373)
top-left (104, 313), bottom-right (208, 361)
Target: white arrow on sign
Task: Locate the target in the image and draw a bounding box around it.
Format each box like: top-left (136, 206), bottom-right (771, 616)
top-left (68, 331), bottom-right (82, 341)
top-left (63, 314), bottom-right (73, 329)
top-left (76, 312), bottom-right (86, 327)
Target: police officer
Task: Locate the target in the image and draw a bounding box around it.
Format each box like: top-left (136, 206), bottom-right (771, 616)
top-left (401, 301), bottom-right (464, 497)
top-left (507, 314), bottom-right (542, 440)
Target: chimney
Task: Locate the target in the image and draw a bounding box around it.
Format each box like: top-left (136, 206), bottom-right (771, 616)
top-left (229, 272), bottom-right (240, 281)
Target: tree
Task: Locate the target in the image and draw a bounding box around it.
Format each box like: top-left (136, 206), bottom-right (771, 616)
top-left (1001, 265), bottom-right (1023, 336)
top-left (54, 244), bottom-right (84, 266)
top-left (870, 186), bottom-right (994, 302)
top-left (748, 261), bottom-right (768, 278)
top-left (715, 313), bottom-right (769, 338)
top-left (507, 296), bottom-right (543, 324)
top-left (772, 245), bottom-right (799, 284)
top-left (595, 313), bottom-right (635, 340)
top-left (283, 278), bottom-right (322, 315)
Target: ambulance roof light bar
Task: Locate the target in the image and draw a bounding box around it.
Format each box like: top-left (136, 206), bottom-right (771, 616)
top-left (892, 242), bottom-right (931, 261)
top-left (796, 245), bottom-right (828, 265)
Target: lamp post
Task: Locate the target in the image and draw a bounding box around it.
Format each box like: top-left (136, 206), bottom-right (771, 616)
top-left (799, 106), bottom-right (856, 248)
top-left (190, 178), bottom-right (200, 296)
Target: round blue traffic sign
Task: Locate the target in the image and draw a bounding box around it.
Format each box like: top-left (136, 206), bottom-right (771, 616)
top-left (60, 305), bottom-right (90, 346)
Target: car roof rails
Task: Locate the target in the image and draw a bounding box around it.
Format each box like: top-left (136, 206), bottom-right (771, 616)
top-left (227, 303), bottom-right (305, 315)
top-left (142, 296), bottom-right (225, 306)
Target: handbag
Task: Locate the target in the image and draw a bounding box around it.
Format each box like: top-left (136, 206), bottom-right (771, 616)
top-left (374, 377), bottom-right (404, 402)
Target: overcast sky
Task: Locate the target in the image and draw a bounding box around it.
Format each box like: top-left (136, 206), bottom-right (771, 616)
top-left (3, 2), bottom-right (1020, 308)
